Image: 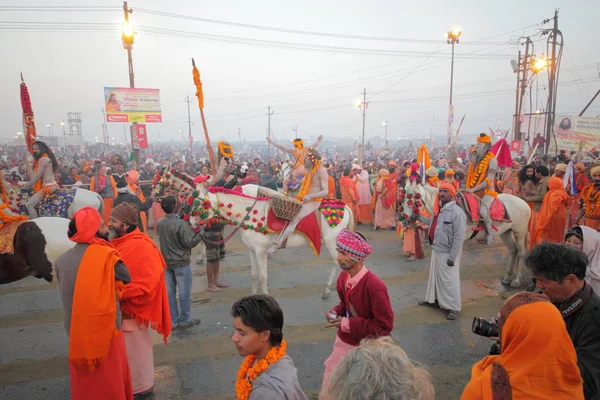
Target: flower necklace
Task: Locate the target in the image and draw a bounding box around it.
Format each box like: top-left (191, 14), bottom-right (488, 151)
top-left (582, 184), bottom-right (600, 217)
top-left (235, 340), bottom-right (287, 400)
top-left (427, 176), bottom-right (440, 187)
top-left (296, 161), bottom-right (321, 201)
top-left (466, 152), bottom-right (494, 189)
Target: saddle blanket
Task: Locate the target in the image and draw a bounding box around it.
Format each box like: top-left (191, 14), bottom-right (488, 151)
top-left (37, 188), bottom-right (76, 218)
top-left (461, 192), bottom-right (510, 223)
top-left (266, 208), bottom-right (321, 256)
top-left (0, 220), bottom-right (27, 254)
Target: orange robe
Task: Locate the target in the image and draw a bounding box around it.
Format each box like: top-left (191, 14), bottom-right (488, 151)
top-left (89, 175), bottom-right (118, 225)
top-left (327, 175), bottom-right (336, 199)
top-left (339, 176), bottom-right (358, 224)
top-left (532, 177), bottom-right (570, 245)
top-left (580, 183), bottom-right (600, 231)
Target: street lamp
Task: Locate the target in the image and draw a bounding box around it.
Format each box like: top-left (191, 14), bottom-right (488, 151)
top-left (531, 56), bottom-right (549, 74)
top-left (446, 27), bottom-right (462, 153)
top-left (382, 121), bottom-right (388, 149)
top-left (356, 88), bottom-right (368, 164)
top-left (121, 1), bottom-right (138, 163)
top-left (46, 123), bottom-right (54, 136)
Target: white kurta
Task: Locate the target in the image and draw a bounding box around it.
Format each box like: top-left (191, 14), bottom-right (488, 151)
top-left (424, 250), bottom-right (462, 312)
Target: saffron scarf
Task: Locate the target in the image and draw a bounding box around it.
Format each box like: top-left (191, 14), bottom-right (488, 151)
top-left (111, 229), bottom-right (171, 343)
top-left (32, 153), bottom-right (48, 194)
top-left (535, 177), bottom-right (570, 241)
top-left (339, 176), bottom-right (358, 199)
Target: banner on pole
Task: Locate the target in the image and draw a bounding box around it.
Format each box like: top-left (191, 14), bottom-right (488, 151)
top-left (136, 124), bottom-right (148, 149)
top-left (104, 87), bottom-right (162, 123)
top-left (510, 140), bottom-right (522, 153)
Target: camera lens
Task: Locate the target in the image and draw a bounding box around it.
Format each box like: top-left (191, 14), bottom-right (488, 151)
top-left (472, 317), bottom-right (499, 338)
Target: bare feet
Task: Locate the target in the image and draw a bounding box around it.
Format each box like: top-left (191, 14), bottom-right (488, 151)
top-left (216, 282), bottom-right (230, 288)
top-left (207, 285), bottom-right (223, 292)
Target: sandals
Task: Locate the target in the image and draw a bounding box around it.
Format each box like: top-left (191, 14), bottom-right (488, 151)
top-left (446, 310), bottom-right (460, 320)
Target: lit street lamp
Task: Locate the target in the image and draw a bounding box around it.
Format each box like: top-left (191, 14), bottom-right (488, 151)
top-left (46, 123), bottom-right (54, 136)
top-left (383, 121), bottom-right (388, 148)
top-left (446, 27), bottom-right (462, 153)
top-left (531, 56), bottom-right (549, 74)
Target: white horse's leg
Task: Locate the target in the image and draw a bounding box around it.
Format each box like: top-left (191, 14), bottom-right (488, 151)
top-left (255, 247), bottom-right (269, 295)
top-left (499, 230), bottom-right (517, 286)
top-left (322, 240), bottom-right (339, 300)
top-left (248, 248), bottom-right (259, 295)
top-left (510, 230), bottom-right (528, 288)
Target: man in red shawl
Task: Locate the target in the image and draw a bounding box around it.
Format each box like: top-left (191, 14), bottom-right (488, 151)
top-left (108, 203), bottom-right (171, 398)
top-left (54, 207), bottom-right (133, 400)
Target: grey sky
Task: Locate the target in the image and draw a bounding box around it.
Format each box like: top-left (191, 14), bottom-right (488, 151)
top-left (1, 0), bottom-right (599, 145)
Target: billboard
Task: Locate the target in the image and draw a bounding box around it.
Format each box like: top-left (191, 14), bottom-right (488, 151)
top-left (104, 87), bottom-right (162, 123)
top-left (554, 116), bottom-right (600, 152)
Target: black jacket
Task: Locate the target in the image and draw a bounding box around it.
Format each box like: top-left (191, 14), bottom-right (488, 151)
top-left (113, 193), bottom-right (153, 232)
top-left (558, 283), bottom-right (600, 399)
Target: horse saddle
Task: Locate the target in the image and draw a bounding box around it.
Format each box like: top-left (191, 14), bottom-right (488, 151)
top-left (35, 188), bottom-right (76, 218)
top-left (456, 192), bottom-right (510, 227)
top-left (266, 206), bottom-right (321, 256)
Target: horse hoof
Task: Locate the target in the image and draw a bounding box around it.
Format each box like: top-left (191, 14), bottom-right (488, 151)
top-left (321, 290), bottom-right (330, 300)
top-left (510, 280), bottom-right (521, 289)
top-left (500, 279), bottom-right (512, 286)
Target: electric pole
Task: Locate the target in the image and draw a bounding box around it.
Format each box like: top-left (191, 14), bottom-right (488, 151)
top-left (237, 128), bottom-right (241, 150)
top-left (358, 88), bottom-right (367, 165)
top-left (513, 37), bottom-right (533, 142)
top-left (121, 1), bottom-right (138, 163)
top-left (293, 126), bottom-right (298, 138)
top-left (266, 105), bottom-right (274, 155)
top-left (544, 9), bottom-right (561, 154)
top-left (101, 108), bottom-right (108, 145)
top-left (185, 95), bottom-right (193, 156)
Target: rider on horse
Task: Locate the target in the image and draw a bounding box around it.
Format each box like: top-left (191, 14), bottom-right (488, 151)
top-left (266, 135), bottom-right (323, 195)
top-left (464, 133), bottom-right (498, 245)
top-left (17, 141), bottom-right (59, 218)
top-left (267, 148), bottom-right (328, 255)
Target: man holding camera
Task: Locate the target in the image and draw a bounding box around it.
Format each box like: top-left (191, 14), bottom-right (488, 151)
top-left (525, 242), bottom-right (600, 399)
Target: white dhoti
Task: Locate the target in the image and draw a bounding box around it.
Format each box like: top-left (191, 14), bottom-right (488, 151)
top-left (424, 250), bottom-right (462, 312)
top-left (122, 319), bottom-right (154, 394)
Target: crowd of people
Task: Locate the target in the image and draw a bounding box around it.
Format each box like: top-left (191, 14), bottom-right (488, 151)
top-left (6, 133), bottom-right (600, 399)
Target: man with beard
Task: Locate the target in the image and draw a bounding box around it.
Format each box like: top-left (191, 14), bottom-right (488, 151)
top-left (523, 165), bottom-right (550, 248)
top-left (54, 207), bottom-right (133, 400)
top-left (576, 166), bottom-right (600, 231)
top-left (464, 133), bottom-right (498, 245)
top-left (322, 229), bottom-right (393, 390)
top-left (17, 141), bottom-right (59, 218)
top-left (108, 203), bottom-right (171, 399)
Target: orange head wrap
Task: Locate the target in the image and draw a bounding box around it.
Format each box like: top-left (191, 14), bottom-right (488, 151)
top-left (445, 169), bottom-right (455, 176)
top-left (125, 170), bottom-right (139, 185)
top-left (477, 133), bottom-right (491, 144)
top-left (575, 163), bottom-right (585, 173)
top-left (69, 207), bottom-right (104, 245)
top-left (434, 182), bottom-right (457, 215)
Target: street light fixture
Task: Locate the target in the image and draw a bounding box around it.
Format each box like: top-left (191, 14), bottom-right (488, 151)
top-left (382, 121), bottom-right (388, 149)
top-left (356, 88), bottom-right (368, 164)
top-left (446, 27), bottom-right (462, 154)
top-left (531, 56), bottom-right (549, 74)
top-left (121, 1), bottom-right (138, 163)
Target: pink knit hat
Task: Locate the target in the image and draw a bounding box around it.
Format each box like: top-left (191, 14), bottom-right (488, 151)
top-left (336, 229), bottom-right (372, 262)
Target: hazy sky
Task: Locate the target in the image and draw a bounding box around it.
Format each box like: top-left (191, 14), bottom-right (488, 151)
top-left (1, 0), bottom-right (599, 145)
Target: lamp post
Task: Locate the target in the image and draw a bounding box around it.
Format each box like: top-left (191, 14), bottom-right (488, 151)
top-left (60, 120), bottom-right (65, 136)
top-left (46, 124), bottom-right (54, 136)
top-left (446, 28), bottom-right (462, 153)
top-left (121, 1), bottom-right (138, 163)
top-left (383, 120), bottom-right (388, 149)
top-left (356, 88), bottom-right (368, 164)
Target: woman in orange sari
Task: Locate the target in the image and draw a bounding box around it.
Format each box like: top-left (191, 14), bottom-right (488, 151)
top-left (461, 292), bottom-right (584, 400)
top-left (373, 169), bottom-right (396, 230)
top-left (532, 176), bottom-right (570, 245)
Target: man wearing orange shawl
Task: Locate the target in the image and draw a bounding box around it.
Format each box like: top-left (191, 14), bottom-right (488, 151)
top-left (570, 163), bottom-right (590, 228)
top-left (339, 168), bottom-right (358, 224)
top-left (461, 292), bottom-right (584, 399)
top-left (126, 170), bottom-right (148, 232)
top-left (577, 166), bottom-right (600, 231)
top-left (531, 176), bottom-right (570, 245)
top-left (90, 165), bottom-right (118, 224)
top-left (373, 169), bottom-right (396, 230)
top-left (54, 206), bottom-right (133, 400)
top-left (108, 203), bottom-right (171, 397)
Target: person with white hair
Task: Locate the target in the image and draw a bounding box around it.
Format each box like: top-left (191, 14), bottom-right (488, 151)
top-left (321, 336), bottom-right (434, 400)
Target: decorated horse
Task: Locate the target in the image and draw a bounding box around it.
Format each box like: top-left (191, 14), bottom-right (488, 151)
top-left (152, 167), bottom-right (196, 198)
top-left (0, 216), bottom-right (75, 284)
top-left (400, 181), bottom-right (531, 287)
top-left (1, 173), bottom-right (103, 218)
top-left (186, 184), bottom-right (354, 299)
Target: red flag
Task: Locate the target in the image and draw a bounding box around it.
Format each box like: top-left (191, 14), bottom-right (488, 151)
top-left (20, 73), bottom-right (37, 154)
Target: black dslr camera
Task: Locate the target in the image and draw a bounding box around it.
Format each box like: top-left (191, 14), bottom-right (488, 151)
top-left (472, 317), bottom-right (499, 338)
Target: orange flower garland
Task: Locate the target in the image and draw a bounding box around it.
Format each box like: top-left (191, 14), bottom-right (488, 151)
top-left (581, 185), bottom-right (600, 217)
top-left (466, 152), bottom-right (494, 189)
top-left (427, 176), bottom-right (440, 187)
top-left (235, 340), bottom-right (287, 400)
top-left (0, 179), bottom-right (27, 226)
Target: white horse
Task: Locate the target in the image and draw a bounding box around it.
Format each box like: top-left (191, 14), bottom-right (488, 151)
top-left (1, 217), bottom-right (74, 284)
top-left (2, 174), bottom-right (103, 218)
top-left (189, 184), bottom-right (354, 299)
top-left (401, 182), bottom-right (531, 287)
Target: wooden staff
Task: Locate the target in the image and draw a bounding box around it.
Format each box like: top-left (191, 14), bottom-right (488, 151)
top-left (191, 58), bottom-right (216, 175)
top-left (451, 114), bottom-right (466, 155)
top-left (527, 143), bottom-right (539, 165)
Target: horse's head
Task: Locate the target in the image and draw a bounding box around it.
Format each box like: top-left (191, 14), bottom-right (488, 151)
top-left (184, 188), bottom-right (213, 232)
top-left (152, 168), bottom-right (195, 198)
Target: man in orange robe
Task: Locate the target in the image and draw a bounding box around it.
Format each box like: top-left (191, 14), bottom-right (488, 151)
top-left (108, 203), bottom-right (171, 398)
top-left (54, 207), bottom-right (133, 400)
top-left (339, 167), bottom-right (358, 223)
top-left (570, 163), bottom-right (590, 228)
top-left (532, 177), bottom-right (570, 245)
top-left (444, 169), bottom-right (460, 191)
top-left (90, 165), bottom-right (118, 225)
top-left (522, 166), bottom-right (550, 248)
top-left (577, 165), bottom-right (600, 231)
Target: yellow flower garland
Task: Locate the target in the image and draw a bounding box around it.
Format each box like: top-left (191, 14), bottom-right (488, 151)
top-left (582, 184), bottom-right (600, 217)
top-left (296, 160), bottom-right (322, 201)
top-left (235, 340), bottom-right (287, 400)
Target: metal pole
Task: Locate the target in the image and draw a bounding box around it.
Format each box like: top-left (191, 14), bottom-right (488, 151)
top-left (516, 39), bottom-right (531, 142)
top-left (267, 105), bottom-right (273, 155)
top-left (123, 1), bottom-right (138, 164)
top-left (384, 121), bottom-right (388, 148)
top-left (448, 41), bottom-right (455, 151)
top-left (579, 88), bottom-right (600, 117)
top-left (513, 50), bottom-right (522, 141)
top-left (186, 95), bottom-right (193, 156)
top-left (545, 10), bottom-right (559, 154)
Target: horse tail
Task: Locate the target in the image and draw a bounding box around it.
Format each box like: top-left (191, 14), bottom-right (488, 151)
top-left (14, 221), bottom-right (53, 283)
top-left (346, 205), bottom-right (356, 231)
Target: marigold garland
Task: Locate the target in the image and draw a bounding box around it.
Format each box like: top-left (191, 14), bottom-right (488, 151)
top-left (296, 160), bottom-right (322, 201)
top-left (581, 184), bottom-right (600, 217)
top-left (466, 152), bottom-right (494, 190)
top-left (235, 340), bottom-right (287, 400)
top-left (427, 176), bottom-right (440, 187)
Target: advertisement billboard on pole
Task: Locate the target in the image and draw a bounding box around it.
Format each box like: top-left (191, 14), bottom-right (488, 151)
top-left (554, 116), bottom-right (600, 152)
top-left (104, 87), bottom-right (162, 123)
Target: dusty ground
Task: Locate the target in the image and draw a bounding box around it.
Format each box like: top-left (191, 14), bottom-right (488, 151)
top-left (0, 224), bottom-right (523, 399)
